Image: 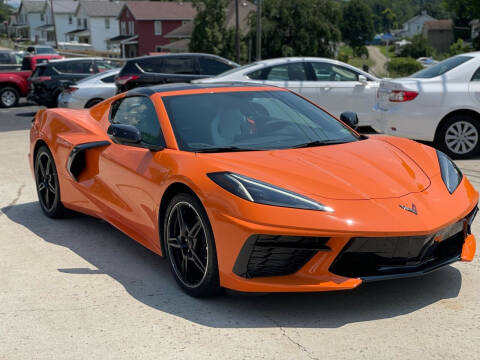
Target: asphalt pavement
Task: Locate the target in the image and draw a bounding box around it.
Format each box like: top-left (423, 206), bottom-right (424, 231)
top-left (0, 102), bottom-right (479, 360)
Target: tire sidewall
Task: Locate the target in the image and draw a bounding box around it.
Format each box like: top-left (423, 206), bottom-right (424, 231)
top-left (163, 193), bottom-right (221, 297)
top-left (0, 87), bottom-right (19, 108)
top-left (34, 146), bottom-right (64, 218)
top-left (436, 115), bottom-right (480, 159)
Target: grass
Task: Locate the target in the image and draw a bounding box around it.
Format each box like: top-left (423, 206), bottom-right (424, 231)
top-left (337, 45), bottom-right (375, 70)
top-left (378, 45), bottom-right (395, 58)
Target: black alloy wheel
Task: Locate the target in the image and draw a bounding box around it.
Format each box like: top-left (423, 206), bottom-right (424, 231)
top-left (164, 193), bottom-right (221, 297)
top-left (35, 146), bottom-right (67, 218)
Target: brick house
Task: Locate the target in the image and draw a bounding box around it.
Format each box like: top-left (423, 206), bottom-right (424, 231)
top-left (422, 19), bottom-right (454, 54)
top-left (108, 1), bottom-right (196, 58)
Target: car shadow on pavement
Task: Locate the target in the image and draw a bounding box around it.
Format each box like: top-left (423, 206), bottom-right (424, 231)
top-left (3, 201), bottom-right (463, 329)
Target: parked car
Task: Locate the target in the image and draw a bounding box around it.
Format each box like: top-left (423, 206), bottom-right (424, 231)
top-left (28, 57), bottom-right (116, 108)
top-left (58, 68), bottom-right (120, 109)
top-left (115, 53), bottom-right (239, 93)
top-left (29, 82), bottom-right (478, 297)
top-left (0, 54), bottom-right (62, 108)
top-left (195, 57), bottom-right (380, 126)
top-left (373, 52), bottom-right (480, 158)
top-left (0, 50), bottom-right (26, 71)
top-left (27, 45), bottom-right (58, 55)
top-left (417, 57), bottom-right (438, 68)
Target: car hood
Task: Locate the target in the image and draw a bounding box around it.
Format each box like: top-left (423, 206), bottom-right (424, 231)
top-left (198, 137), bottom-right (431, 200)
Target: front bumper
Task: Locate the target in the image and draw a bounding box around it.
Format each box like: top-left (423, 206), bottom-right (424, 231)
top-left (210, 178), bottom-right (478, 293)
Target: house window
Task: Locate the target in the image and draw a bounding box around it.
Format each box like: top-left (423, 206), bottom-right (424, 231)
top-left (77, 18), bottom-right (81, 27)
top-left (83, 18), bottom-right (87, 28)
top-left (105, 18), bottom-right (110, 29)
top-left (155, 45), bottom-right (163, 52)
top-left (121, 21), bottom-right (126, 35)
top-left (40, 14), bottom-right (44, 22)
top-left (154, 21), bottom-right (162, 35)
top-left (69, 16), bottom-right (72, 25)
top-left (129, 21), bottom-right (134, 35)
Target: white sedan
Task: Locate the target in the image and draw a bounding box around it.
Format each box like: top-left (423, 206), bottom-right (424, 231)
top-left (373, 52), bottom-right (480, 158)
top-left (58, 68), bottom-right (119, 109)
top-left (195, 57), bottom-right (380, 126)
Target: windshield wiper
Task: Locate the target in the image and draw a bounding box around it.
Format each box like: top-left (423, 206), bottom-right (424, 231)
top-left (291, 140), bottom-right (351, 149)
top-left (194, 146), bottom-right (263, 153)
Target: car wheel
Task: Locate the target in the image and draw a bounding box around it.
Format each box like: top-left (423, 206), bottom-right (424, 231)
top-left (85, 98), bottom-right (103, 108)
top-left (163, 193), bottom-right (222, 297)
top-left (34, 146), bottom-right (67, 218)
top-left (0, 86), bottom-right (19, 108)
top-left (436, 114), bottom-right (480, 159)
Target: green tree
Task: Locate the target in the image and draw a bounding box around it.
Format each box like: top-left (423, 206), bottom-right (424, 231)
top-left (449, 38), bottom-right (473, 55)
top-left (250, 0), bottom-right (341, 59)
top-left (381, 8), bottom-right (396, 31)
top-left (189, 0), bottom-right (229, 57)
top-left (341, 0), bottom-right (375, 54)
top-left (443, 0), bottom-right (480, 27)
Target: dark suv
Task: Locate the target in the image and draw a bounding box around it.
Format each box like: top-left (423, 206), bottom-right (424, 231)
top-left (28, 58), bottom-right (116, 107)
top-left (115, 53), bottom-right (238, 93)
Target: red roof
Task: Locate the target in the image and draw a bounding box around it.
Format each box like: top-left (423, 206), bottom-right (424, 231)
top-left (124, 1), bottom-right (197, 21)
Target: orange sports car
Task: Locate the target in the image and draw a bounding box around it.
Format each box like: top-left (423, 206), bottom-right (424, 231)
top-left (29, 83), bottom-right (478, 297)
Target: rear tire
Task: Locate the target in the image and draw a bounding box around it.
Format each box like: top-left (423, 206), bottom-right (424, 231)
top-left (163, 193), bottom-right (222, 297)
top-left (34, 146), bottom-right (68, 218)
top-left (85, 98), bottom-right (103, 108)
top-left (0, 86), bottom-right (19, 108)
top-left (435, 114), bottom-right (480, 159)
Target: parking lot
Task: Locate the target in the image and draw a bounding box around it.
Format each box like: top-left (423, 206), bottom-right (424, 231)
top-left (1, 102), bottom-right (479, 360)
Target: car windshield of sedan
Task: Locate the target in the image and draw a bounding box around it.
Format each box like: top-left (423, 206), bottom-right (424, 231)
top-left (410, 55), bottom-right (473, 79)
top-left (162, 90), bottom-right (359, 152)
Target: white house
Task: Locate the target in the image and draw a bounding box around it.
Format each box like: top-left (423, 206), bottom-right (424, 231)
top-left (52, 1), bottom-right (79, 44)
top-left (394, 11), bottom-right (436, 39)
top-left (67, 1), bottom-right (122, 52)
top-left (15, 0), bottom-right (47, 42)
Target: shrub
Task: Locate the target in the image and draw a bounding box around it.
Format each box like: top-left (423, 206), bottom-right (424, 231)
top-left (387, 57), bottom-right (423, 77)
top-left (355, 45), bottom-right (369, 59)
top-left (449, 39), bottom-right (473, 56)
top-left (337, 52), bottom-right (349, 63)
top-left (399, 34), bottom-right (433, 58)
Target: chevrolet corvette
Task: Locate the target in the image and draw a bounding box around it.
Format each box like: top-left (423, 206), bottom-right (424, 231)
top-left (29, 83), bottom-right (478, 297)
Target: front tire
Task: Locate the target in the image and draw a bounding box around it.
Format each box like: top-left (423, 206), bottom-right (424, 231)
top-left (163, 193), bottom-right (222, 297)
top-left (0, 86), bottom-right (19, 108)
top-left (34, 146), bottom-right (67, 218)
top-left (435, 114), bottom-right (480, 159)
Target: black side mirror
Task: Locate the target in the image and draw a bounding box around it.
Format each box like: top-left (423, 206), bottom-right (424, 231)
top-left (107, 124), bottom-right (141, 145)
top-left (340, 112), bottom-right (359, 129)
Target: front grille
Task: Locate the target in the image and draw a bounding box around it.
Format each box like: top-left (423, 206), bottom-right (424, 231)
top-left (233, 235), bottom-right (330, 278)
top-left (329, 219), bottom-right (467, 279)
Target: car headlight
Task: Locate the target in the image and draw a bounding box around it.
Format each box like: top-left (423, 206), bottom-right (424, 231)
top-left (207, 172), bottom-right (334, 212)
top-left (437, 150), bottom-right (463, 194)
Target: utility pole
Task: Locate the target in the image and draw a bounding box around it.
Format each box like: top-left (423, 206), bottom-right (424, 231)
top-left (235, 0), bottom-right (240, 63)
top-left (50, 0), bottom-right (58, 48)
top-left (256, 0), bottom-right (261, 60)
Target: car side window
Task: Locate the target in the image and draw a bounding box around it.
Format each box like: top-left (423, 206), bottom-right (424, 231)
top-left (54, 61), bottom-right (95, 74)
top-left (137, 58), bottom-right (163, 73)
top-left (101, 74), bottom-right (117, 83)
top-left (110, 96), bottom-right (165, 146)
top-left (96, 61), bottom-right (115, 72)
top-left (310, 62), bottom-right (359, 81)
top-left (198, 57), bottom-right (233, 75)
top-left (247, 63), bottom-right (308, 81)
top-left (472, 68), bottom-right (480, 81)
top-left (162, 57), bottom-right (198, 75)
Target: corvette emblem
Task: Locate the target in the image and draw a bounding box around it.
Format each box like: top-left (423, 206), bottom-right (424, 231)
top-left (399, 203), bottom-right (417, 215)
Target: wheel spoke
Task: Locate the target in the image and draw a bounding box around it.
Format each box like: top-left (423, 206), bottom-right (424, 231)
top-left (45, 188), bottom-right (50, 208)
top-left (188, 220), bottom-right (202, 239)
top-left (191, 250), bottom-right (206, 274)
top-left (45, 158), bottom-right (51, 176)
top-left (38, 182), bottom-right (46, 192)
top-left (38, 160), bottom-right (46, 177)
top-left (48, 183), bottom-right (56, 194)
top-left (176, 206), bottom-right (185, 231)
top-left (181, 255), bottom-right (188, 277)
top-left (167, 237), bottom-right (181, 248)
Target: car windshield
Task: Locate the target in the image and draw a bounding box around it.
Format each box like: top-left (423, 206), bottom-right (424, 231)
top-left (212, 62), bottom-right (258, 77)
top-left (77, 69), bottom-right (119, 84)
top-left (162, 90), bottom-right (359, 152)
top-left (410, 55), bottom-right (473, 78)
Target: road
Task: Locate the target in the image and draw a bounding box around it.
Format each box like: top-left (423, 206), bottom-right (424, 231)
top-left (367, 46), bottom-right (388, 77)
top-left (0, 103), bottom-right (479, 360)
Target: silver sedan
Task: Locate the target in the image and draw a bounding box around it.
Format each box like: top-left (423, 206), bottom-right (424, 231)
top-left (58, 68), bottom-right (119, 109)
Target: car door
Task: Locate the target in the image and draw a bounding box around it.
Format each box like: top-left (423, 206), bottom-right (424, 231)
top-left (247, 62), bottom-right (316, 99)
top-left (307, 61), bottom-right (378, 124)
top-left (96, 96), bottom-right (168, 246)
top-left (469, 67), bottom-right (480, 106)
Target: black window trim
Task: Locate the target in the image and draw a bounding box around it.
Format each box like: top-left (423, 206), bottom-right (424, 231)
top-left (109, 95), bottom-right (166, 150)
